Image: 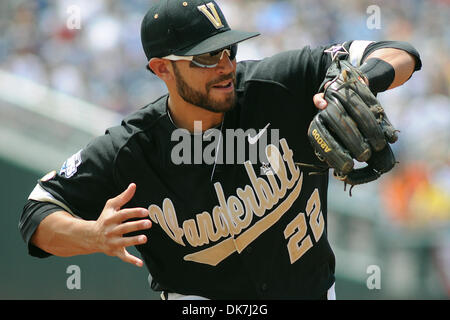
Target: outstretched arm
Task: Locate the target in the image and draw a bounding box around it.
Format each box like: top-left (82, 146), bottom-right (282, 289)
top-left (30, 183), bottom-right (151, 267)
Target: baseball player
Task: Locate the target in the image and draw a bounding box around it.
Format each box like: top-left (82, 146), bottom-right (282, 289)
top-left (19, 0), bottom-right (421, 300)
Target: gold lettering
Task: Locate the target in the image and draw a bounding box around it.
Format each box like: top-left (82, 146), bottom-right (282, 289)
top-left (184, 237), bottom-right (235, 266)
top-left (214, 183), bottom-right (239, 235)
top-left (197, 3), bottom-right (224, 29)
top-left (306, 189), bottom-right (324, 242)
top-left (212, 205), bottom-right (230, 238)
top-left (151, 139), bottom-right (311, 266)
top-left (162, 199), bottom-right (185, 245)
top-left (149, 201), bottom-right (185, 246)
top-left (236, 186), bottom-right (258, 230)
top-left (185, 172), bottom-right (304, 264)
top-left (266, 173), bottom-right (283, 200)
top-left (280, 139), bottom-right (300, 188)
top-left (196, 211), bottom-right (220, 242)
top-left (284, 212), bottom-right (313, 264)
top-left (244, 161), bottom-right (275, 216)
top-left (183, 219), bottom-right (205, 247)
top-left (227, 196), bottom-right (245, 234)
top-left (312, 129), bottom-right (331, 153)
top-left (266, 145), bottom-right (287, 199)
top-left (235, 172), bottom-right (303, 253)
top-left (147, 204), bottom-right (160, 224)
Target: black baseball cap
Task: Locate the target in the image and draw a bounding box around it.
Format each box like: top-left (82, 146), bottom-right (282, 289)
top-left (141, 0), bottom-right (260, 62)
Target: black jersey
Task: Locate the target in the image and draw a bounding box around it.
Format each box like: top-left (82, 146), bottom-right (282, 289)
top-left (21, 42), bottom-right (361, 299)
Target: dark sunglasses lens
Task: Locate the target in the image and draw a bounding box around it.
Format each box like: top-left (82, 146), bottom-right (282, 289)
top-left (193, 54), bottom-right (217, 66)
top-left (229, 44), bottom-right (238, 60)
top-left (211, 45), bottom-right (237, 59)
top-left (193, 44), bottom-right (239, 67)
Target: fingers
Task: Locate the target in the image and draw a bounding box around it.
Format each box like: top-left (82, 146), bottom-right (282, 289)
top-left (107, 183), bottom-right (136, 210)
top-left (98, 183), bottom-right (151, 268)
top-left (117, 248), bottom-right (145, 267)
top-left (107, 235), bottom-right (148, 267)
top-left (111, 207), bottom-right (149, 224)
top-left (112, 234), bottom-right (148, 248)
top-left (313, 93), bottom-right (328, 110)
top-left (116, 235), bottom-right (147, 266)
top-left (314, 80), bottom-right (333, 110)
top-left (111, 219), bottom-right (152, 237)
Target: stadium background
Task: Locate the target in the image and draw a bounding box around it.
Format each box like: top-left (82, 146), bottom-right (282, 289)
top-left (0, 0), bottom-right (448, 299)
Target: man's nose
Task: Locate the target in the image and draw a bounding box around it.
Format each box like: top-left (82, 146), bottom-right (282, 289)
top-left (215, 52), bottom-right (235, 74)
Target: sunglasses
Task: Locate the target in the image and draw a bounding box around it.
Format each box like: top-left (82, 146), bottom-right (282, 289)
top-left (163, 44), bottom-right (238, 68)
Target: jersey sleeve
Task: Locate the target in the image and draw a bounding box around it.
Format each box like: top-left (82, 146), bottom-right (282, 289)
top-left (305, 40), bottom-right (371, 91)
top-left (20, 131), bottom-right (121, 257)
top-left (237, 40), bottom-right (402, 99)
top-left (237, 41), bottom-right (353, 100)
top-left (19, 200), bottom-right (67, 257)
top-left (31, 133), bottom-right (119, 220)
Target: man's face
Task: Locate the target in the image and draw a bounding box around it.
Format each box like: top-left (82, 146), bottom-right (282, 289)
top-left (170, 54), bottom-right (237, 113)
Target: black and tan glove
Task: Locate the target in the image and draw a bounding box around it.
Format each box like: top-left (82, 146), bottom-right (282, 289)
top-left (307, 59), bottom-right (399, 188)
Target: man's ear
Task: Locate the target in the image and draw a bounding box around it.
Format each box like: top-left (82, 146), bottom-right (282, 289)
top-left (149, 58), bottom-right (173, 81)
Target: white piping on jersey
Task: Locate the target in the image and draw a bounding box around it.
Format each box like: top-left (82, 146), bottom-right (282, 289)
top-left (349, 40), bottom-right (375, 67)
top-left (28, 183), bottom-right (81, 218)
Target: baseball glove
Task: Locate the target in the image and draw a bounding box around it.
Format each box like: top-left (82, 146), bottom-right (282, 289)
top-left (306, 59), bottom-right (399, 191)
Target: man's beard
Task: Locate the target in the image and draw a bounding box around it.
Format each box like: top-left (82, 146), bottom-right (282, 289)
top-left (171, 62), bottom-right (236, 113)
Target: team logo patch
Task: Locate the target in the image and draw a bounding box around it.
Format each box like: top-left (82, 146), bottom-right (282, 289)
top-left (60, 150), bottom-right (82, 178)
top-left (324, 44), bottom-right (349, 61)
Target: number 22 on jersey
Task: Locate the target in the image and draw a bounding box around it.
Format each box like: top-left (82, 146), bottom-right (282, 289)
top-left (283, 189), bottom-right (324, 264)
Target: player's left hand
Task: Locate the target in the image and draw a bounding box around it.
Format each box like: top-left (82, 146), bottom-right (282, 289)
top-left (313, 77), bottom-right (368, 110)
top-left (313, 80), bottom-right (336, 110)
top-left (308, 60), bottom-right (398, 187)
top-left (313, 92), bottom-right (328, 110)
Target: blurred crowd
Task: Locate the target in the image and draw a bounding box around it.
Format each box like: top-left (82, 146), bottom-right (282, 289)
top-left (0, 0), bottom-right (449, 227)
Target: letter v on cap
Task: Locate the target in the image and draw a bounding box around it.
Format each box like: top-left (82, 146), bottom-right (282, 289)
top-left (197, 2), bottom-right (224, 29)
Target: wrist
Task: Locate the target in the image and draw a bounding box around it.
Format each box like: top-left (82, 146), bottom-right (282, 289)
top-left (359, 58), bottom-right (395, 93)
top-left (78, 219), bottom-right (102, 255)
